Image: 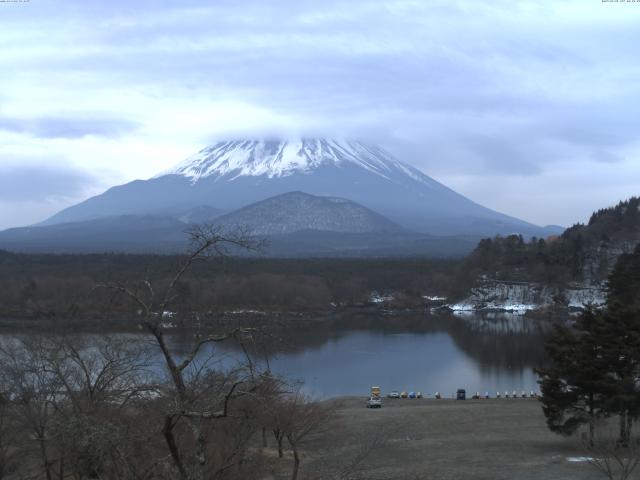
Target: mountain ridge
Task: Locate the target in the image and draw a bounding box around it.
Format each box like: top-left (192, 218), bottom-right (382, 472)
top-left (214, 191), bottom-right (403, 235)
top-left (39, 137), bottom-right (559, 238)
top-left (158, 139), bottom-right (437, 185)
top-left (0, 191), bottom-right (477, 256)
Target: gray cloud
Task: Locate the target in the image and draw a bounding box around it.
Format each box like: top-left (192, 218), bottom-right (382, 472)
top-left (0, 0), bottom-right (639, 227)
top-left (0, 162), bottom-right (113, 230)
top-left (0, 164), bottom-right (100, 202)
top-left (0, 115), bottom-right (139, 139)
top-left (460, 135), bottom-right (543, 176)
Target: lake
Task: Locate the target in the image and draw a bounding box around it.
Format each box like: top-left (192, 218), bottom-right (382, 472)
top-left (165, 311), bottom-right (553, 399)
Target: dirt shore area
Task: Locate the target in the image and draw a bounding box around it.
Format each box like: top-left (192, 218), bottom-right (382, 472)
top-left (293, 397), bottom-right (602, 480)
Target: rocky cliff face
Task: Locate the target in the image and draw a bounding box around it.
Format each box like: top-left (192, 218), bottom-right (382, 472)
top-left (449, 197), bottom-right (640, 313)
top-left (449, 279), bottom-right (606, 313)
top-left (581, 238), bottom-right (640, 285)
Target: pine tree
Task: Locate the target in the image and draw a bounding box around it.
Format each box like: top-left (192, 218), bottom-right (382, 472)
top-left (537, 244), bottom-right (640, 445)
top-left (536, 308), bottom-right (612, 445)
top-left (598, 244), bottom-right (640, 445)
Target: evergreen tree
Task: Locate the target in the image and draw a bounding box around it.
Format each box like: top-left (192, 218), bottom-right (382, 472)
top-left (537, 244), bottom-right (640, 445)
top-left (598, 244), bottom-right (640, 445)
top-left (536, 308), bottom-right (611, 445)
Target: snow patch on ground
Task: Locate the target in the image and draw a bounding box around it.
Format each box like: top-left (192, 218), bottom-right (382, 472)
top-left (565, 287), bottom-right (606, 309)
top-left (450, 302), bottom-right (535, 314)
top-left (448, 280), bottom-right (606, 313)
top-left (450, 303), bottom-right (476, 311)
top-left (225, 309), bottom-right (267, 315)
top-left (483, 302), bottom-right (536, 313)
top-left (370, 291), bottom-right (395, 304)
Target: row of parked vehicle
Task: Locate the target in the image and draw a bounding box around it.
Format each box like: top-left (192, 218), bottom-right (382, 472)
top-left (385, 389), bottom-right (539, 400)
top-left (479, 390), bottom-right (539, 399)
top-left (387, 391), bottom-right (422, 399)
top-left (367, 386), bottom-right (540, 408)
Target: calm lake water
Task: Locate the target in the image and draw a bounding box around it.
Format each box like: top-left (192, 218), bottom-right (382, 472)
top-left (165, 311), bottom-right (553, 399)
top-left (1, 311), bottom-right (555, 399)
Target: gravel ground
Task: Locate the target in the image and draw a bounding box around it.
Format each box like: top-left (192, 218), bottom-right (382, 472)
top-left (293, 397), bottom-right (605, 480)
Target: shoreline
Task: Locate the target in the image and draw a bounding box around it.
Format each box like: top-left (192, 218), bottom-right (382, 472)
top-left (0, 303), bottom-right (570, 334)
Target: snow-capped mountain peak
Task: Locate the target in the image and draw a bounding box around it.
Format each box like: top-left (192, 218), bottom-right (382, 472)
top-left (38, 137), bottom-right (556, 239)
top-left (160, 138), bottom-right (429, 185)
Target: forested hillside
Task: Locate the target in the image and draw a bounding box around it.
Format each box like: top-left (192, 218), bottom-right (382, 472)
top-left (0, 252), bottom-right (456, 322)
top-left (458, 197), bottom-right (640, 290)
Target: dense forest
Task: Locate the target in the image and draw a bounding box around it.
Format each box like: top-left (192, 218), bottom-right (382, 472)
top-left (458, 197), bottom-right (640, 288)
top-left (2, 197), bottom-right (638, 324)
top-left (0, 251), bottom-right (458, 323)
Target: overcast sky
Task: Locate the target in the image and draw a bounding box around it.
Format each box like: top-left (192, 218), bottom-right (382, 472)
top-left (1, 0), bottom-right (639, 230)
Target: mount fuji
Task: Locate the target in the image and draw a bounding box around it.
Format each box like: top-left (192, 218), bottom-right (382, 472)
top-left (41, 138), bottom-right (556, 238)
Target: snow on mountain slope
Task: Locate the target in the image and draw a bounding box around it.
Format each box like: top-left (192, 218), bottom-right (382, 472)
top-left (160, 139), bottom-right (438, 187)
top-left (214, 191), bottom-right (403, 235)
top-left (39, 138), bottom-right (560, 238)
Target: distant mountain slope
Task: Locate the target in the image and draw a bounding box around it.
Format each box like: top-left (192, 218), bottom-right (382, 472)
top-left (0, 192), bottom-right (476, 257)
top-left (0, 215), bottom-right (189, 254)
top-left (214, 191), bottom-right (402, 235)
top-left (172, 205), bottom-right (223, 224)
top-left (41, 138), bottom-right (559, 237)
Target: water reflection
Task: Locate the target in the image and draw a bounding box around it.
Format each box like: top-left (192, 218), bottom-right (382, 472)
top-left (165, 312), bottom-right (555, 399)
top-left (0, 312), bottom-right (557, 399)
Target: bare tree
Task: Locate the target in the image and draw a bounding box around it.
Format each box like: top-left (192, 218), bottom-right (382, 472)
top-left (98, 225), bottom-right (269, 480)
top-left (250, 372), bottom-right (289, 454)
top-left (0, 335), bottom-right (159, 480)
top-left (0, 225), bottom-right (279, 480)
top-left (581, 426), bottom-right (640, 480)
top-left (0, 337), bottom-right (66, 480)
top-left (0, 387), bottom-right (18, 480)
top-left (264, 379), bottom-right (296, 459)
top-left (46, 336), bottom-right (156, 479)
top-left (280, 392), bottom-right (332, 480)
top-left (43, 336), bottom-right (154, 411)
